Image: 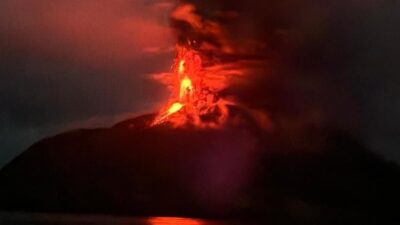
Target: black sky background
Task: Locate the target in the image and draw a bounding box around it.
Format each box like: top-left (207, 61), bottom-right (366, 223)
top-left (1, 0), bottom-right (400, 168)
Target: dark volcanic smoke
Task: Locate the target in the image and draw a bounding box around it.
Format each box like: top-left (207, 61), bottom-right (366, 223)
top-left (162, 0), bottom-right (338, 152)
top-left (167, 0), bottom-right (400, 157)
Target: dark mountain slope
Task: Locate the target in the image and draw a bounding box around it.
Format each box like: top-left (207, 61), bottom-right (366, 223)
top-left (0, 114), bottom-right (399, 224)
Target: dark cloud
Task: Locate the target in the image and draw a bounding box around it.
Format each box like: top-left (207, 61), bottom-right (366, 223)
top-left (171, 0), bottom-right (400, 162)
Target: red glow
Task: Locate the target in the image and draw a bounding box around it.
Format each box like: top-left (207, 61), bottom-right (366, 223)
top-left (148, 217), bottom-right (203, 225)
top-left (152, 45), bottom-right (233, 128)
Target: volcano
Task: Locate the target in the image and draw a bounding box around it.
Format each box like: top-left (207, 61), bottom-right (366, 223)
top-left (1, 1), bottom-right (400, 224)
top-left (0, 111), bottom-right (399, 224)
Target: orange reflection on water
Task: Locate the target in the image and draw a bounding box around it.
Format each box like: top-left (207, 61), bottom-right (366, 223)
top-left (148, 217), bottom-right (203, 225)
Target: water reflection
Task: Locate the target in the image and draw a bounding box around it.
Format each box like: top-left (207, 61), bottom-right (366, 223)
top-left (0, 212), bottom-right (217, 225)
top-left (148, 217), bottom-right (203, 225)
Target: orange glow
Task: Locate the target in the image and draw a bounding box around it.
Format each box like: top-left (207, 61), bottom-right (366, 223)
top-left (168, 102), bottom-right (184, 114)
top-left (179, 76), bottom-right (194, 101)
top-left (152, 45), bottom-right (234, 128)
top-left (178, 60), bottom-right (185, 74)
top-left (148, 217), bottom-right (203, 225)
top-left (152, 102), bottom-right (184, 125)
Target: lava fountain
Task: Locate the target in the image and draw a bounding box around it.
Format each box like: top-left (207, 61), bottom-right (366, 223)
top-left (152, 45), bottom-right (233, 128)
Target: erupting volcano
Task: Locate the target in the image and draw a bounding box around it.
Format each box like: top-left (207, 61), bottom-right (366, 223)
top-left (152, 45), bottom-right (233, 128)
top-left (2, 1), bottom-right (400, 224)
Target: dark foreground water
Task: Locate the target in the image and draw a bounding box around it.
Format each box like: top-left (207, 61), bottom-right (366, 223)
top-left (0, 212), bottom-right (257, 225)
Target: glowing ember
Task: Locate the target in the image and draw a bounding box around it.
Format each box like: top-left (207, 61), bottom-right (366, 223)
top-left (152, 45), bottom-right (232, 128)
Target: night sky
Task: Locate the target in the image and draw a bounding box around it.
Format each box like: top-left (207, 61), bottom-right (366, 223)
top-left (1, 0), bottom-right (400, 168)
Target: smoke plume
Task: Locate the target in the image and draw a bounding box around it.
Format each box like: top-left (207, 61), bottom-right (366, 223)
top-left (167, 0), bottom-right (400, 158)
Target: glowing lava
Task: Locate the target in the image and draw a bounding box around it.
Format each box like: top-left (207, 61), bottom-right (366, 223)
top-left (179, 75), bottom-right (193, 101)
top-left (152, 45), bottom-right (232, 128)
top-left (168, 102), bottom-right (184, 115)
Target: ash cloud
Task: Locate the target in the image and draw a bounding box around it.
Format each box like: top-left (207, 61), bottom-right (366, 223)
top-left (171, 0), bottom-right (400, 161)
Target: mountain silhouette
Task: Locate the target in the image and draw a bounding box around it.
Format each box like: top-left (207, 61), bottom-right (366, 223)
top-left (0, 113), bottom-right (399, 224)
